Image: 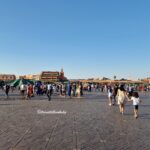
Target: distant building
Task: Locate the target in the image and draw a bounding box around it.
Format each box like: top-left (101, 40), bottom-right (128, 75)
top-left (19, 75), bottom-right (26, 79)
top-left (143, 78), bottom-right (150, 83)
top-left (101, 77), bottom-right (110, 80)
top-left (0, 74), bottom-right (16, 81)
top-left (32, 75), bottom-right (40, 80)
top-left (23, 75), bottom-right (33, 80)
top-left (19, 74), bottom-right (40, 80)
top-left (40, 68), bottom-right (67, 82)
top-left (88, 78), bottom-right (94, 80)
top-left (148, 78), bottom-right (150, 83)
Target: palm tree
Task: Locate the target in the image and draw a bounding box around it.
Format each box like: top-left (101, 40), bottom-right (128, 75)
top-left (114, 76), bottom-right (117, 80)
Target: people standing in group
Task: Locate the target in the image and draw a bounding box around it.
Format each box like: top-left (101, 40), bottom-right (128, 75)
top-left (47, 83), bottom-right (53, 101)
top-left (117, 85), bottom-right (128, 115)
top-left (128, 91), bottom-right (141, 119)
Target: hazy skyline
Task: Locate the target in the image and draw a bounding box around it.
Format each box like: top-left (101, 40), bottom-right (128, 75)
top-left (0, 0), bottom-right (150, 79)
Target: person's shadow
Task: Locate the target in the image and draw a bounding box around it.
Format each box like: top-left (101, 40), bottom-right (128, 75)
top-left (140, 105), bottom-right (150, 108)
top-left (140, 114), bottom-right (150, 119)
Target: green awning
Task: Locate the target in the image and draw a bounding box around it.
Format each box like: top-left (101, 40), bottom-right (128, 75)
top-left (10, 79), bottom-right (34, 87)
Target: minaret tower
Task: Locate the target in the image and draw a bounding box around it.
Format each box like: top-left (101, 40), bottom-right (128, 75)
top-left (60, 68), bottom-right (64, 79)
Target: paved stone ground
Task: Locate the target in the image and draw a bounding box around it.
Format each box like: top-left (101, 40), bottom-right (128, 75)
top-left (0, 90), bottom-right (150, 150)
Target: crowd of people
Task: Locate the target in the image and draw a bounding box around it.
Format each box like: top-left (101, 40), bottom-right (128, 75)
top-left (1, 82), bottom-right (85, 100)
top-left (1, 82), bottom-right (148, 119)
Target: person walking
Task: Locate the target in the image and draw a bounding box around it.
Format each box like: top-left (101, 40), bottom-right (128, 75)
top-left (4, 84), bottom-right (10, 99)
top-left (108, 86), bottom-right (113, 106)
top-left (67, 83), bottom-right (72, 98)
top-left (60, 84), bottom-right (63, 96)
top-left (26, 84), bottom-right (33, 100)
top-left (128, 92), bottom-right (141, 119)
top-left (20, 84), bottom-right (26, 99)
top-left (47, 83), bottom-right (53, 101)
top-left (72, 83), bottom-right (76, 97)
top-left (76, 84), bottom-right (81, 98)
top-left (80, 83), bottom-right (83, 96)
top-left (117, 85), bottom-right (128, 115)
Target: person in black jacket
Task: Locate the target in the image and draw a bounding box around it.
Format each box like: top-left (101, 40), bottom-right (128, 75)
top-left (4, 84), bottom-right (10, 99)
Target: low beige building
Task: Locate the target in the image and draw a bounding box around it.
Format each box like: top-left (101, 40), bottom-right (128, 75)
top-left (19, 74), bottom-right (40, 80)
top-left (0, 74), bottom-right (16, 81)
top-left (143, 78), bottom-right (150, 84)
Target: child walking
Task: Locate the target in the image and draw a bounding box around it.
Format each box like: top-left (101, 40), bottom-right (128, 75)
top-left (128, 92), bottom-right (141, 119)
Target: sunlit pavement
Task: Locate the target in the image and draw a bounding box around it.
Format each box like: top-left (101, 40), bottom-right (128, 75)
top-left (0, 91), bottom-right (150, 150)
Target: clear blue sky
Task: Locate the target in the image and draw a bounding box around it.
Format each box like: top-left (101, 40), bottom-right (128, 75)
top-left (0, 0), bottom-right (150, 79)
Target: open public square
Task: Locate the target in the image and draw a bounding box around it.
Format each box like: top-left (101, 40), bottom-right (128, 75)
top-left (1, 0), bottom-right (150, 149)
top-left (0, 90), bottom-right (150, 150)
